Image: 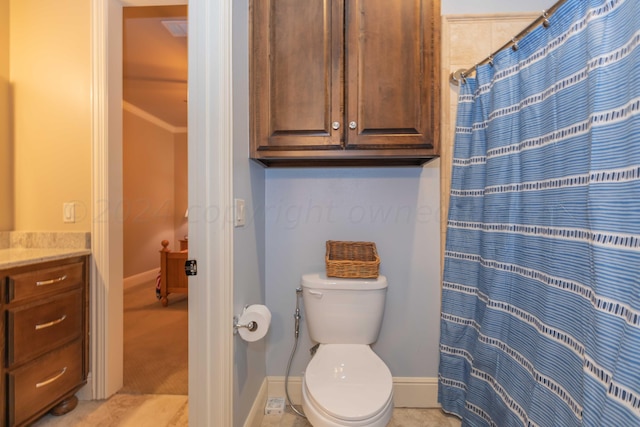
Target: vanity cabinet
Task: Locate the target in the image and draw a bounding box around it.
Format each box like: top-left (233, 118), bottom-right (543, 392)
top-left (1, 255), bottom-right (89, 426)
top-left (250, 0), bottom-right (441, 166)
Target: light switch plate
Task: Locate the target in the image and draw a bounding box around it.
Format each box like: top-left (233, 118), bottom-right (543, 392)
top-left (234, 198), bottom-right (246, 227)
top-left (63, 202), bottom-right (76, 223)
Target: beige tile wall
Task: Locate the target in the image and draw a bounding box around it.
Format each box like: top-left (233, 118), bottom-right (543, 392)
top-left (440, 13), bottom-right (538, 270)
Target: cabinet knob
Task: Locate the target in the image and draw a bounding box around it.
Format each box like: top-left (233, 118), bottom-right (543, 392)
top-left (332, 121), bottom-right (340, 130)
top-left (349, 121), bottom-right (357, 130)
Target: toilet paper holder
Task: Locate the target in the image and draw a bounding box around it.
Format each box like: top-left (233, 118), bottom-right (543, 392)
top-left (233, 305), bottom-right (258, 334)
top-left (233, 318), bottom-right (258, 333)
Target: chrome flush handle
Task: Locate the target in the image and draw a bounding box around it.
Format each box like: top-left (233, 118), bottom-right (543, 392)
top-left (308, 290), bottom-right (323, 299)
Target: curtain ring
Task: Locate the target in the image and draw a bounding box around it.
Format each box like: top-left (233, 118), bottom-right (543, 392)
top-left (542, 10), bottom-right (550, 28)
top-left (511, 38), bottom-right (519, 51)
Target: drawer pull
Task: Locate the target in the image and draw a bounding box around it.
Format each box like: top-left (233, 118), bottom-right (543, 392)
top-left (36, 274), bottom-right (68, 286)
top-left (35, 314), bottom-right (67, 330)
top-left (36, 367), bottom-right (67, 388)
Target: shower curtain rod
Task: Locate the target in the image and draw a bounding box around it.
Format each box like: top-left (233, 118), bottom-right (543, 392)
top-left (449, 0), bottom-right (569, 86)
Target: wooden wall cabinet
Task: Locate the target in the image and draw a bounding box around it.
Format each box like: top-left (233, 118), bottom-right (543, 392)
top-left (1, 256), bottom-right (89, 426)
top-left (250, 0), bottom-right (441, 166)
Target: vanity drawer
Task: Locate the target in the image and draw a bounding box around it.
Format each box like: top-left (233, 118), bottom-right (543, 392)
top-left (6, 289), bottom-right (83, 367)
top-left (6, 261), bottom-right (84, 303)
top-left (7, 340), bottom-right (84, 427)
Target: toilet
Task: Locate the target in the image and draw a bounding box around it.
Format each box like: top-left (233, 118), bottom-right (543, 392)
top-left (300, 273), bottom-right (393, 427)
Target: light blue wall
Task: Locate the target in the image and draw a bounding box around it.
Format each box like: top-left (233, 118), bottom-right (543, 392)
top-left (265, 164), bottom-right (442, 377)
top-left (233, 0), bottom-right (267, 425)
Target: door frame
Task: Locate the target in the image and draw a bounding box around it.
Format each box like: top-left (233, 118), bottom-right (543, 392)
top-left (90, 0), bottom-right (234, 425)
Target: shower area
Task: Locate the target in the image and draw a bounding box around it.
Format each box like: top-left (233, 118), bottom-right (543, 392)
top-left (439, 0), bottom-right (640, 426)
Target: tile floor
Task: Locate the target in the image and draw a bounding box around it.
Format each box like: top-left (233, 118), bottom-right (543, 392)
top-left (31, 394), bottom-right (462, 427)
top-left (31, 394), bottom-right (188, 427)
top-left (262, 406), bottom-right (462, 427)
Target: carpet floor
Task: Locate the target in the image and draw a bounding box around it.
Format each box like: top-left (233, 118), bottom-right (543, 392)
top-left (122, 279), bottom-right (188, 395)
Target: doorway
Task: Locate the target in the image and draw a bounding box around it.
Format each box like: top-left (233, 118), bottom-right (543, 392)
top-left (91, 0), bottom-right (233, 424)
top-left (121, 4), bottom-right (188, 396)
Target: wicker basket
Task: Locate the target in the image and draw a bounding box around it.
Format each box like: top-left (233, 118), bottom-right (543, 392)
top-left (325, 240), bottom-right (380, 278)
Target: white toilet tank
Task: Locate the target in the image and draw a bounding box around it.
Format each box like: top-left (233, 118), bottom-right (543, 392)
top-left (301, 273), bottom-right (388, 344)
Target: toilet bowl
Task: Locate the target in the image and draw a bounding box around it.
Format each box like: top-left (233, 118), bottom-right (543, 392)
top-left (302, 344), bottom-right (393, 427)
top-left (300, 273), bottom-right (393, 426)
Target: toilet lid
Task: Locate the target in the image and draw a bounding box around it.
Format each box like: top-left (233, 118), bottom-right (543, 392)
top-left (304, 344), bottom-right (393, 421)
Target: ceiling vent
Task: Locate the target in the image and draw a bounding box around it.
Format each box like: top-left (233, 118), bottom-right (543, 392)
top-left (161, 20), bottom-right (188, 37)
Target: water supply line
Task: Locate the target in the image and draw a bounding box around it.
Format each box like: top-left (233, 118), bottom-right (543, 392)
top-left (285, 287), bottom-right (306, 418)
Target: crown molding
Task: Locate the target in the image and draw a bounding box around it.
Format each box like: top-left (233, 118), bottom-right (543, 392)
top-left (122, 101), bottom-right (187, 134)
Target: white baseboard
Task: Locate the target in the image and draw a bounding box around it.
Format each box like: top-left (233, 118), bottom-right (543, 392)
top-left (243, 378), bottom-right (268, 427)
top-left (392, 377), bottom-right (440, 408)
top-left (266, 376), bottom-right (440, 408)
top-left (268, 376), bottom-right (303, 405)
top-left (123, 268), bottom-right (158, 289)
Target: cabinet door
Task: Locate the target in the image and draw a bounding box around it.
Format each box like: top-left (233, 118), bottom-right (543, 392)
top-left (251, 0), bottom-right (344, 153)
top-left (345, 0), bottom-right (438, 150)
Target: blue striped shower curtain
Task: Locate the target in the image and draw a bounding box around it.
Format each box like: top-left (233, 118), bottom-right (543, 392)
top-left (438, 0), bottom-right (640, 426)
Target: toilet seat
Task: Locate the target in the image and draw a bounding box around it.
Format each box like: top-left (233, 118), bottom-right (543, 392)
top-left (304, 344), bottom-right (393, 422)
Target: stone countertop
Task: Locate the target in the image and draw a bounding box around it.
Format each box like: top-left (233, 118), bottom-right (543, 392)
top-left (0, 247), bottom-right (92, 269)
top-left (0, 231), bottom-right (91, 268)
